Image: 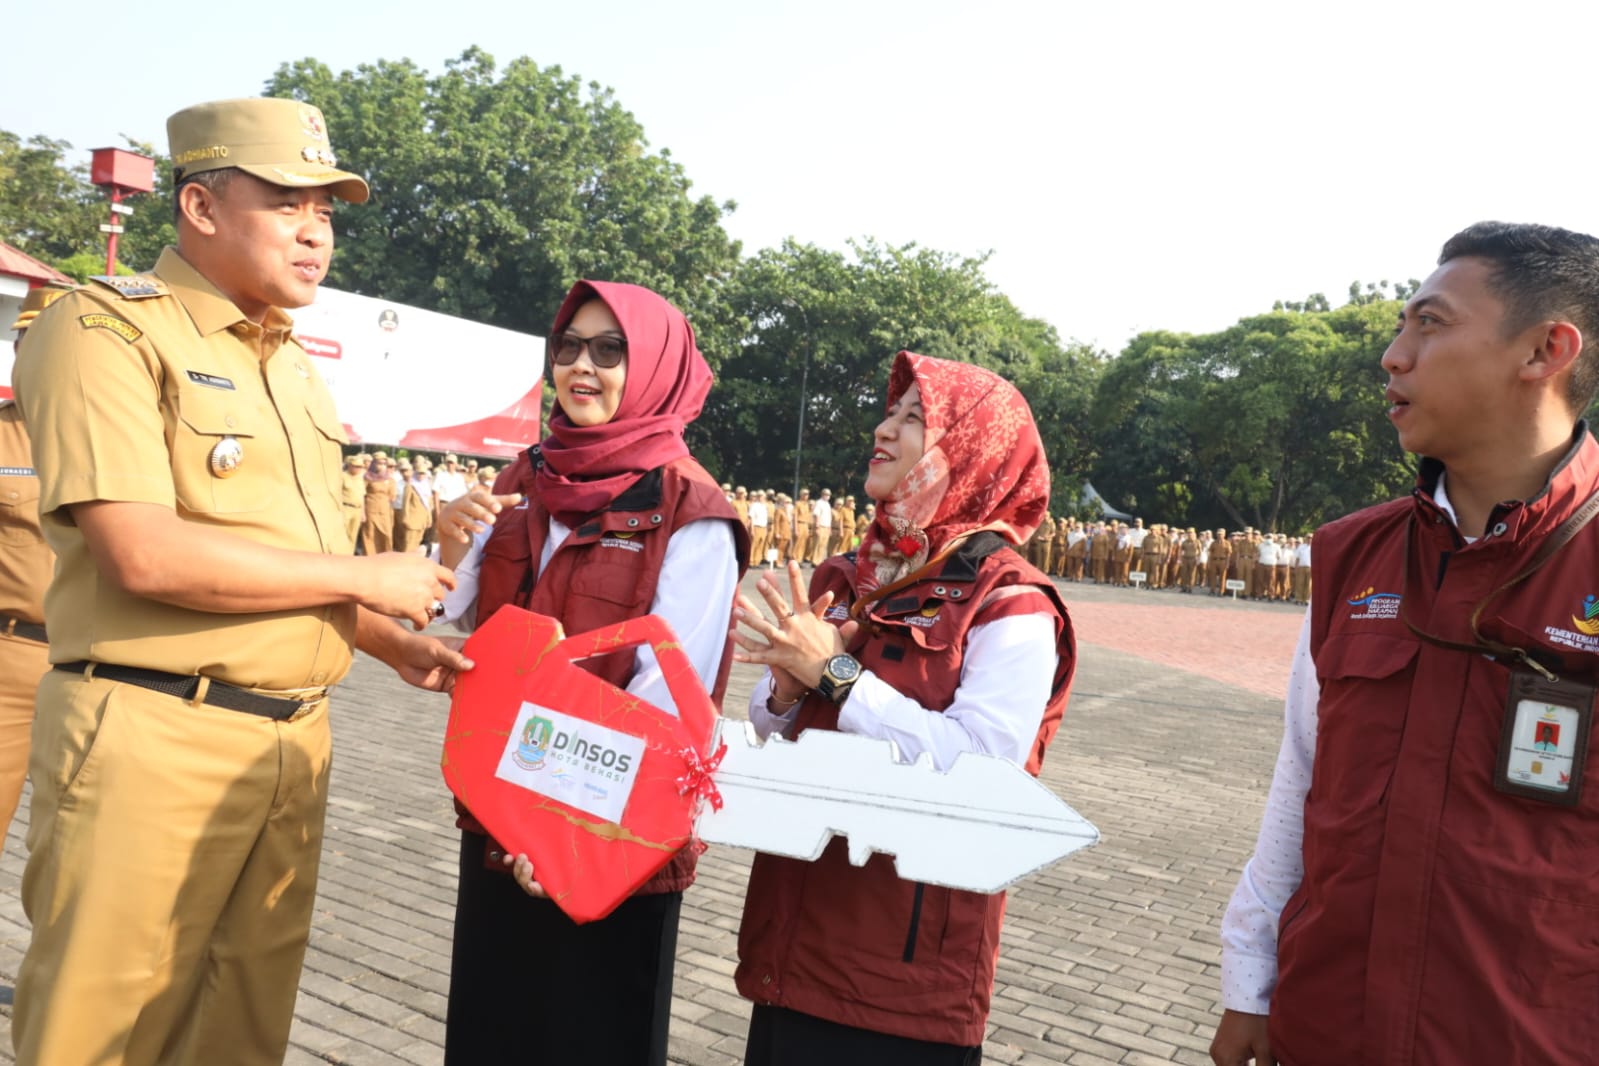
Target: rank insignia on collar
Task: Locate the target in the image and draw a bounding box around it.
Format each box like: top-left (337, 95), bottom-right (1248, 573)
top-left (89, 275), bottom-right (168, 299)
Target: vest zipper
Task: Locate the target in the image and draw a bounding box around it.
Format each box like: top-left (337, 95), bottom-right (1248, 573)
top-left (902, 882), bottom-right (926, 962)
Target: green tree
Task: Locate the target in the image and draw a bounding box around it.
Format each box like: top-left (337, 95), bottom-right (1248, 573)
top-left (1090, 299), bottom-right (1410, 532)
top-left (0, 131), bottom-right (98, 262)
top-left (707, 238), bottom-right (1103, 499)
top-left (264, 48), bottom-right (741, 354)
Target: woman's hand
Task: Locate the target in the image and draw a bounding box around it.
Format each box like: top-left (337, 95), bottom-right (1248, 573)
top-left (731, 561), bottom-right (857, 689)
top-left (438, 488), bottom-right (523, 545)
top-left (504, 852), bottom-right (548, 898)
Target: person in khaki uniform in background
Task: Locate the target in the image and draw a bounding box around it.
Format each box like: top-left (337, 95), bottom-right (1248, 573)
top-left (1178, 526), bottom-right (1201, 592)
top-left (0, 286), bottom-right (73, 856)
top-left (1206, 528), bottom-right (1232, 595)
top-left (770, 493), bottom-right (792, 567)
top-left (394, 459), bottom-right (431, 553)
top-left (833, 494), bottom-right (856, 555)
top-left (792, 487), bottom-right (814, 566)
top-left (731, 485), bottom-right (750, 533)
top-left (361, 450), bottom-right (397, 554)
top-left (810, 487), bottom-right (834, 563)
top-left (8, 97), bottom-right (470, 1066)
top-left (339, 452), bottom-right (366, 548)
top-left (1140, 523), bottom-right (1167, 590)
top-left (855, 501), bottom-right (874, 550)
top-left (1089, 522), bottom-right (1111, 583)
top-left (1033, 513), bottom-right (1056, 574)
top-left (1066, 521), bottom-right (1088, 580)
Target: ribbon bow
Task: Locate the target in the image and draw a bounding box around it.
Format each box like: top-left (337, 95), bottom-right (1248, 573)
top-left (676, 740), bottom-right (728, 812)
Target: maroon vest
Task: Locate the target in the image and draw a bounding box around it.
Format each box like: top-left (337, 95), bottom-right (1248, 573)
top-left (465, 449), bottom-right (748, 894)
top-left (1271, 430), bottom-right (1599, 1066)
top-left (735, 535), bottom-right (1074, 1045)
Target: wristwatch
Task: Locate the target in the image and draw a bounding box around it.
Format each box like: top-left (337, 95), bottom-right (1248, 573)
top-left (816, 654), bottom-right (862, 703)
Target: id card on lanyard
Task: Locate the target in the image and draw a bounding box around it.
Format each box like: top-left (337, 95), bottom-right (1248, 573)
top-left (1495, 669), bottom-right (1596, 807)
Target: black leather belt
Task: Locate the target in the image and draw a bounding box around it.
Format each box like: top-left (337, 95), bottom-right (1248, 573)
top-left (55, 661), bottom-right (324, 721)
top-left (1, 615), bottom-right (47, 644)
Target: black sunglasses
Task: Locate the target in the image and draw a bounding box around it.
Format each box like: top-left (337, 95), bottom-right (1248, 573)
top-left (549, 331), bottom-right (628, 368)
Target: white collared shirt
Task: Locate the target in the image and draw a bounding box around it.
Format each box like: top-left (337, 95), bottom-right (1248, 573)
top-left (443, 515), bottom-right (738, 716)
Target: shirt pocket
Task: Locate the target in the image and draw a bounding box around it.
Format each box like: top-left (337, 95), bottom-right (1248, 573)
top-left (304, 388), bottom-right (350, 500)
top-left (173, 384), bottom-right (266, 514)
top-left (0, 473), bottom-right (41, 546)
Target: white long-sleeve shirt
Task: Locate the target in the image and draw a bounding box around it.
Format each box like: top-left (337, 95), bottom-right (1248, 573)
top-left (442, 514), bottom-right (738, 715)
top-left (747, 612), bottom-right (1058, 771)
top-left (1220, 476), bottom-right (1468, 1013)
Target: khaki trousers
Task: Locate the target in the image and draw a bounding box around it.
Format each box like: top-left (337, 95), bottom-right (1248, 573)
top-left (792, 528), bottom-right (811, 566)
top-left (749, 527), bottom-right (770, 566)
top-left (0, 633), bottom-right (47, 840)
top-left (341, 506), bottom-right (361, 549)
top-left (811, 526), bottom-right (832, 565)
top-left (14, 668), bottom-right (333, 1066)
top-left (360, 509), bottom-right (393, 555)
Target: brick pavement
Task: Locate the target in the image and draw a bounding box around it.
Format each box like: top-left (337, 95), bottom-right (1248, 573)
top-left (0, 575), bottom-right (1302, 1065)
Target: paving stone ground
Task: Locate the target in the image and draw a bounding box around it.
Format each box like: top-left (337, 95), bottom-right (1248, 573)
top-left (0, 574), bottom-right (1305, 1065)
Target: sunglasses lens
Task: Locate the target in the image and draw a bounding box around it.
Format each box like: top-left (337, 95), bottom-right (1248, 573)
top-left (552, 335), bottom-right (583, 365)
top-left (591, 337), bottom-right (626, 367)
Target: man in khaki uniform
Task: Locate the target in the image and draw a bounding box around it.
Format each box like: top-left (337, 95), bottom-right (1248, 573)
top-left (834, 494), bottom-right (856, 555)
top-left (1140, 523), bottom-right (1167, 590)
top-left (731, 485), bottom-right (750, 533)
top-left (770, 493), bottom-right (792, 568)
top-left (1206, 528), bottom-right (1232, 595)
top-left (395, 459), bottom-right (432, 553)
top-left (9, 98), bottom-right (469, 1066)
top-left (339, 452), bottom-right (366, 547)
top-left (1178, 527), bottom-right (1201, 592)
top-left (747, 489), bottom-right (770, 567)
top-left (811, 487), bottom-right (834, 564)
top-left (792, 487), bottom-right (814, 566)
top-left (0, 286), bottom-right (73, 855)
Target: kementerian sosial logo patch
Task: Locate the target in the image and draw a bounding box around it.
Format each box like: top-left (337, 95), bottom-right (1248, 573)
top-left (1346, 587), bottom-right (1401, 620)
top-left (1571, 594), bottom-right (1599, 636)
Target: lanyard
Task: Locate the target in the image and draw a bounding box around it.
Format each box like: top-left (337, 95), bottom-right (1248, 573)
top-left (1400, 489), bottom-right (1599, 682)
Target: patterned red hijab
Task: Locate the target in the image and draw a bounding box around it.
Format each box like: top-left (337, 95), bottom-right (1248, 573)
top-left (535, 281), bottom-right (712, 526)
top-left (855, 351), bottom-right (1050, 595)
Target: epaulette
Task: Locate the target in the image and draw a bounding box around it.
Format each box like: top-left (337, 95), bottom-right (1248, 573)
top-left (89, 274), bottom-right (169, 300)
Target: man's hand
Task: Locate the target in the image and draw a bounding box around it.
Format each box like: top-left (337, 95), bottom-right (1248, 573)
top-left (356, 609), bottom-right (472, 691)
top-left (1210, 1010), bottom-right (1273, 1066)
top-left (357, 552), bottom-right (457, 630)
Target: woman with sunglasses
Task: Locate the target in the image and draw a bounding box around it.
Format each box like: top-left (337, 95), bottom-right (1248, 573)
top-left (730, 351), bottom-right (1075, 1065)
top-left (434, 280), bottom-right (748, 1065)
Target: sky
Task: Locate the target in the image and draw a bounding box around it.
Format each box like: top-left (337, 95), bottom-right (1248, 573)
top-left (6, 0), bottom-right (1598, 353)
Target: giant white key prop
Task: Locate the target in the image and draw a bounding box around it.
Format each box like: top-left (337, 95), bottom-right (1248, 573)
top-left (445, 606), bottom-right (1099, 923)
top-left (696, 719), bottom-right (1099, 893)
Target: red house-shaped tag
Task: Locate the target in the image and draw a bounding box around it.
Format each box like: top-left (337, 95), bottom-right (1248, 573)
top-left (442, 606), bottom-right (721, 923)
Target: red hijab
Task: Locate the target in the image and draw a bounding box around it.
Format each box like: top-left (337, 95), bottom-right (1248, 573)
top-left (535, 281), bottom-right (712, 526)
top-left (855, 351), bottom-right (1050, 596)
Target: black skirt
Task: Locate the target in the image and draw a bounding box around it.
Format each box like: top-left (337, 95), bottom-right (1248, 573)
top-left (444, 831), bottom-right (682, 1065)
top-left (744, 1004), bottom-right (982, 1066)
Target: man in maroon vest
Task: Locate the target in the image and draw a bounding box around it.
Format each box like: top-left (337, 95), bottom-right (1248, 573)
top-left (1212, 222), bottom-right (1599, 1066)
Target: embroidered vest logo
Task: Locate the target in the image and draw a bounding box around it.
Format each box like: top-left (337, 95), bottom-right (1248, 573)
top-left (1545, 594), bottom-right (1599, 653)
top-left (1346, 587), bottom-right (1401, 620)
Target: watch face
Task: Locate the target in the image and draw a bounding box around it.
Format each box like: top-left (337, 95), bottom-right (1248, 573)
top-left (829, 655), bottom-right (861, 682)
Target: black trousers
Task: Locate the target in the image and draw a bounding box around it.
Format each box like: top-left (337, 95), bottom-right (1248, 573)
top-left (444, 831), bottom-right (682, 1065)
top-left (744, 1004), bottom-right (982, 1066)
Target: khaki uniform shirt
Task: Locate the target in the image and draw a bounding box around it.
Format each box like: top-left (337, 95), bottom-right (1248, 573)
top-left (12, 248), bottom-right (356, 691)
top-left (0, 402), bottom-right (52, 625)
top-left (340, 468), bottom-right (365, 509)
